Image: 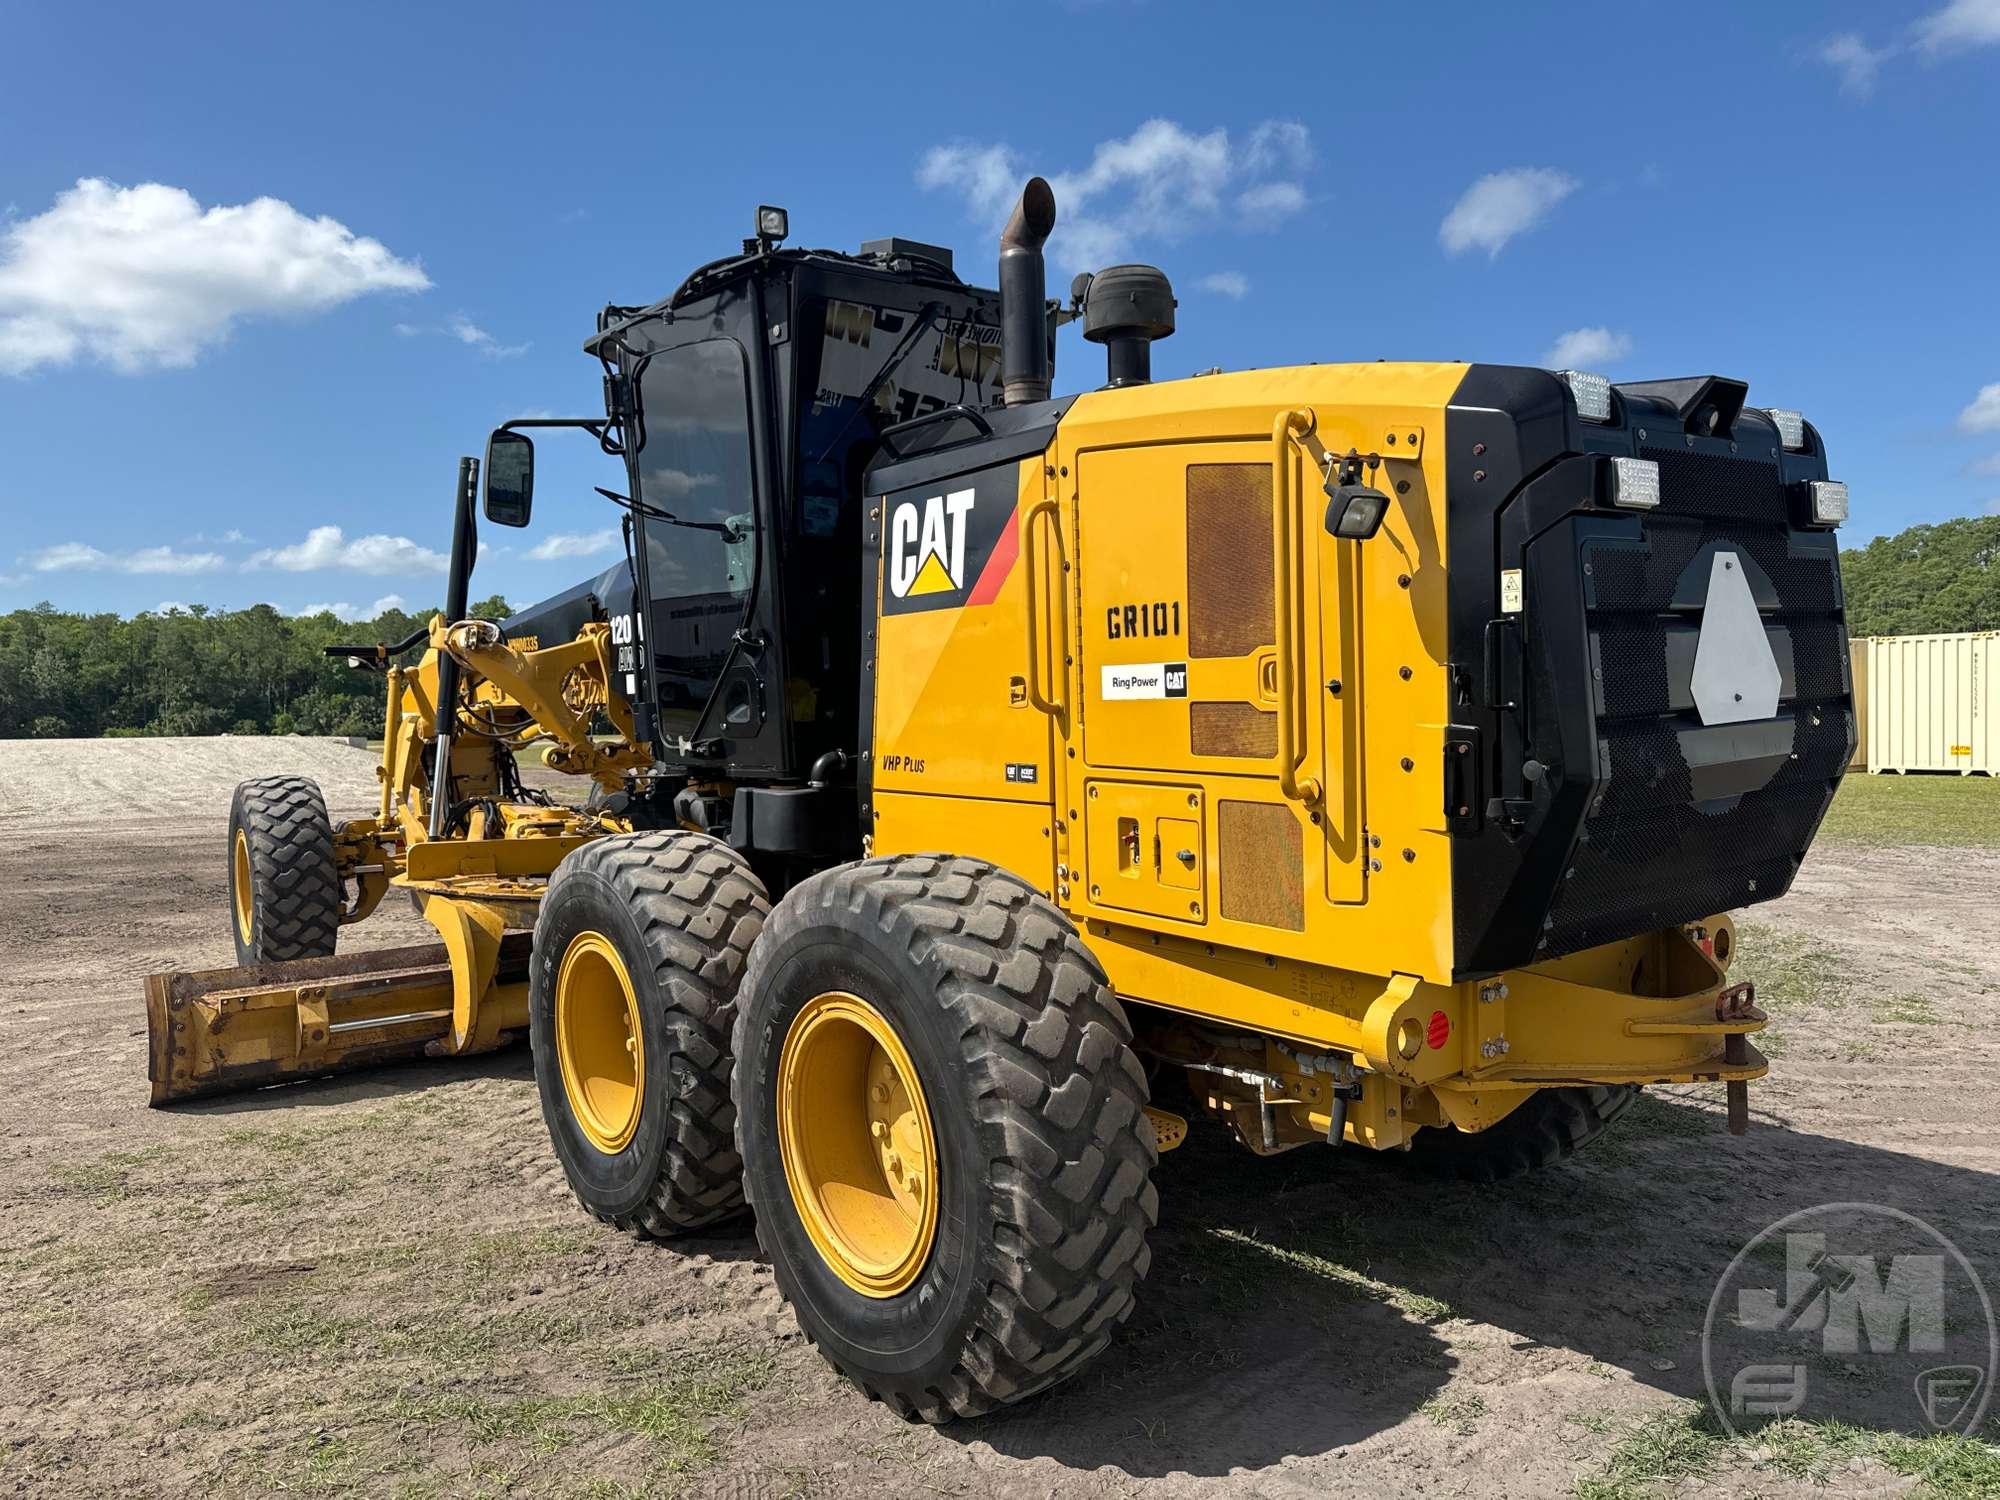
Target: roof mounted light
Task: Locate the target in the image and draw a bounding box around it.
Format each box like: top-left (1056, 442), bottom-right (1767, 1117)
top-left (755, 205), bottom-right (789, 244)
top-left (1767, 408), bottom-right (1806, 450)
top-left (1607, 456), bottom-right (1660, 510)
top-left (1806, 479), bottom-right (1847, 527)
top-left (1559, 369), bottom-right (1613, 423)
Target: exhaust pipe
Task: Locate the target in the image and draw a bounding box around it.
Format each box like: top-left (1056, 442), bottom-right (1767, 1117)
top-left (999, 177), bottom-right (1056, 406)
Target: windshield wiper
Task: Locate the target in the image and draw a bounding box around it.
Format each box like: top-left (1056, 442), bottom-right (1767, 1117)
top-left (593, 486), bottom-right (746, 542)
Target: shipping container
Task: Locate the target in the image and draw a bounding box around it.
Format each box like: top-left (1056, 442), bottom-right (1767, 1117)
top-left (1850, 638), bottom-right (1868, 770)
top-left (1866, 631), bottom-right (2000, 775)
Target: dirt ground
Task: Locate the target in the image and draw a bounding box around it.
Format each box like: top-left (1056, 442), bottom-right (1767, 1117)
top-left (3, 738), bottom-right (1997, 1498)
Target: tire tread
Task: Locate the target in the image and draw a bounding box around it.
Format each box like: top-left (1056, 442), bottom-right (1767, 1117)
top-left (1404, 1084), bottom-right (1637, 1183)
top-left (736, 854), bottom-right (1157, 1420)
top-left (234, 775), bottom-right (340, 962)
top-left (540, 831), bottom-right (768, 1236)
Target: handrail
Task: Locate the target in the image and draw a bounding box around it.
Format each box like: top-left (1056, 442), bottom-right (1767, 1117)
top-left (876, 403), bottom-right (995, 459)
top-left (1021, 496), bottom-right (1065, 719)
top-left (1272, 410), bottom-right (1323, 805)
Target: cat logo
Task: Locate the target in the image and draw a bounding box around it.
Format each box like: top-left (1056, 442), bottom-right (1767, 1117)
top-left (888, 488), bottom-right (975, 599)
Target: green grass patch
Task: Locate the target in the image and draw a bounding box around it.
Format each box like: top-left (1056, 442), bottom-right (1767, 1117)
top-left (1574, 1410), bottom-right (2000, 1499)
top-left (47, 1145), bottom-right (175, 1204)
top-left (1874, 991), bottom-right (1943, 1025)
top-left (386, 1352), bottom-right (774, 1470)
top-left (1574, 1406), bottom-right (1721, 1498)
top-left (1729, 921), bottom-right (1851, 1012)
top-left (1819, 772), bottom-right (2000, 848)
top-left (1419, 1390), bottom-right (1487, 1433)
top-left (1201, 1226), bottom-right (1454, 1323)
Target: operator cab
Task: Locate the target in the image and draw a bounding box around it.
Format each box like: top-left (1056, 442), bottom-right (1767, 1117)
top-left (548, 224), bottom-right (1012, 790)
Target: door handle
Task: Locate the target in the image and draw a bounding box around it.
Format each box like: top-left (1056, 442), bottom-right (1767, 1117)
top-left (1271, 409), bottom-right (1323, 806)
top-left (1022, 496), bottom-right (1065, 719)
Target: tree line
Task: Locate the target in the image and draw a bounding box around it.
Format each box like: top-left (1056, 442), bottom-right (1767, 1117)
top-left (1, 514), bottom-right (1995, 737)
top-left (0, 596), bottom-right (510, 739)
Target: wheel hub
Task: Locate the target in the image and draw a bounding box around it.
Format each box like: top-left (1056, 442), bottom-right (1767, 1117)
top-left (554, 931), bottom-right (646, 1155)
top-left (778, 991), bottom-right (938, 1298)
top-left (232, 829), bottom-right (254, 946)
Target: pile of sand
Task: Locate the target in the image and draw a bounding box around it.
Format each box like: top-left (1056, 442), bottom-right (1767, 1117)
top-left (0, 736), bottom-right (383, 827)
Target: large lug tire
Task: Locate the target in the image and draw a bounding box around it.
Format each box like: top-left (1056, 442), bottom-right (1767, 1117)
top-left (1402, 1084), bottom-right (1638, 1182)
top-left (734, 854), bottom-right (1158, 1423)
top-left (228, 776), bottom-right (341, 965)
top-left (530, 831), bottom-right (769, 1236)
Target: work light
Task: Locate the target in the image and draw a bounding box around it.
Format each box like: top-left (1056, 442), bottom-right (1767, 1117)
top-left (1560, 369), bottom-right (1613, 423)
top-left (1806, 480), bottom-right (1848, 526)
top-left (1767, 408), bottom-right (1806, 450)
top-left (756, 205), bottom-right (789, 243)
top-left (1324, 482), bottom-right (1389, 539)
top-left (1607, 456), bottom-right (1660, 510)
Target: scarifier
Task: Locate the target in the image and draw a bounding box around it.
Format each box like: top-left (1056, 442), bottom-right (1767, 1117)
top-left (147, 180), bottom-right (1855, 1420)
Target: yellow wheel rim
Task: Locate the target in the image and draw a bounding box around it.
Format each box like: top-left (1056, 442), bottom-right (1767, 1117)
top-left (232, 829), bottom-right (254, 946)
top-left (778, 991), bottom-right (939, 1299)
top-left (555, 932), bottom-right (646, 1155)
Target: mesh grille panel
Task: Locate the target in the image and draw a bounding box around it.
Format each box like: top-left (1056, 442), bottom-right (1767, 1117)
top-left (1187, 464), bottom-right (1274, 659)
top-left (1218, 800), bottom-right (1303, 931)
top-left (1640, 445), bottom-right (1787, 525)
top-left (1192, 701), bottom-right (1277, 759)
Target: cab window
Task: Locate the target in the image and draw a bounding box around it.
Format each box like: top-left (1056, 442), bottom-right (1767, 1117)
top-left (633, 339), bottom-right (756, 736)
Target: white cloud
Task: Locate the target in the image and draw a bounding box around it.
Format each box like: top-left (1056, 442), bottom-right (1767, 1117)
top-left (527, 529), bottom-right (620, 562)
top-left (918, 117), bottom-right (1313, 271)
top-left (1200, 271), bottom-right (1250, 299)
top-left (0, 178), bottom-right (429, 376)
top-left (25, 541), bottom-right (225, 574)
top-left (1235, 181), bottom-right (1307, 225)
top-left (183, 527), bottom-right (252, 546)
top-left (399, 313), bottom-right (529, 359)
top-left (1966, 453), bottom-right (2000, 477)
top-left (1809, 3), bottom-right (2000, 98)
top-left (0, 572), bottom-right (27, 587)
top-left (646, 467), bottom-right (718, 497)
top-left (244, 525), bottom-right (447, 574)
top-left (1816, 32), bottom-right (1896, 96)
top-left (152, 600), bottom-right (191, 614)
top-left (1916, 0), bottom-right (2000, 54)
top-left (1439, 167), bottom-right (1578, 258)
top-left (1543, 326), bottom-right (1634, 369)
top-left (292, 594), bottom-right (406, 622)
top-left (1958, 383), bottom-right (2000, 433)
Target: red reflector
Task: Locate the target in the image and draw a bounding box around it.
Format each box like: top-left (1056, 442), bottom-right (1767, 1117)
top-left (1426, 1009), bottom-right (1451, 1050)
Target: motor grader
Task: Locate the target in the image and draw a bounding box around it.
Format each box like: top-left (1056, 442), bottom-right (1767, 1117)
top-left (147, 179), bottom-right (1855, 1421)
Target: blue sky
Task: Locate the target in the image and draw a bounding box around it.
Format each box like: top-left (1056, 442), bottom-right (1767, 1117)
top-left (3, 0), bottom-right (1997, 619)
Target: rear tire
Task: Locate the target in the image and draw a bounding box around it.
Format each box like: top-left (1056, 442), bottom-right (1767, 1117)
top-left (228, 776), bottom-right (340, 964)
top-left (1402, 1084), bottom-right (1637, 1182)
top-left (734, 855), bottom-right (1157, 1422)
top-left (530, 831), bottom-right (769, 1235)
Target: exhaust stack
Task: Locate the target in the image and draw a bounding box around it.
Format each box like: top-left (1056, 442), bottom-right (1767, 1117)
top-left (998, 177), bottom-right (1057, 406)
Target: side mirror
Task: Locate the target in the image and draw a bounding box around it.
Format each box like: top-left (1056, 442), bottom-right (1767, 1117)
top-left (1323, 480), bottom-right (1390, 540)
top-left (483, 430), bottom-right (534, 527)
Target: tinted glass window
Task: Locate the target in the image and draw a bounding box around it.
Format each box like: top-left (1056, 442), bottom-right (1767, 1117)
top-left (634, 340), bottom-right (756, 733)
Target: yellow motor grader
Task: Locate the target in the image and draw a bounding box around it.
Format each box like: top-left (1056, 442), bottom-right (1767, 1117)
top-left (147, 180), bottom-right (1855, 1421)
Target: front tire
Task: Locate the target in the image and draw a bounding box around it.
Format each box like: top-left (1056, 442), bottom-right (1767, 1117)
top-left (228, 776), bottom-right (340, 964)
top-left (734, 855), bottom-right (1157, 1422)
top-left (530, 832), bottom-right (769, 1235)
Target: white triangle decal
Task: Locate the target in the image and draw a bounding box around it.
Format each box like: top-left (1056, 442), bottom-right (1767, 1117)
top-left (1692, 551), bottom-right (1782, 725)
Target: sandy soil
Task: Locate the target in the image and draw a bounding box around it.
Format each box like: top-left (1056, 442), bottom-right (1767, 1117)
top-left (2, 739), bottom-right (1996, 1497)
